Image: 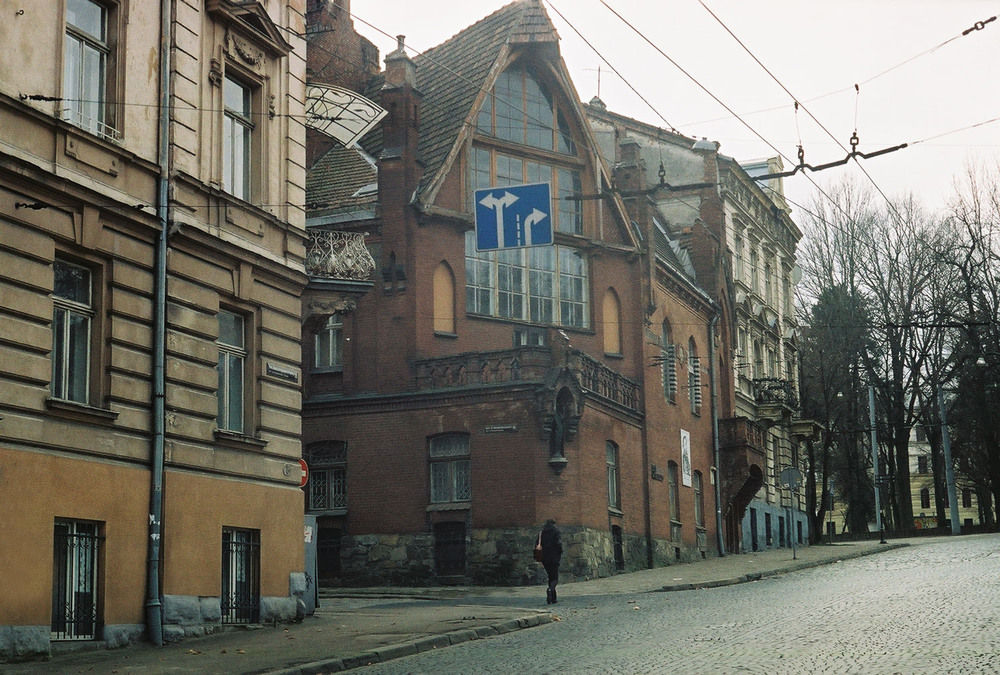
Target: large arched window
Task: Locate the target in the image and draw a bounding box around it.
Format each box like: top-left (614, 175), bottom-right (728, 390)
top-left (602, 289), bottom-right (621, 355)
top-left (477, 64), bottom-right (576, 155)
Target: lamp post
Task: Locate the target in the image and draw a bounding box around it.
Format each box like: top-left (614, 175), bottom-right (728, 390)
top-left (937, 387), bottom-right (961, 535)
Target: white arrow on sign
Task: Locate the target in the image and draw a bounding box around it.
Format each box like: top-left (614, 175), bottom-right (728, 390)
top-left (479, 191), bottom-right (519, 248)
top-left (522, 208), bottom-right (548, 245)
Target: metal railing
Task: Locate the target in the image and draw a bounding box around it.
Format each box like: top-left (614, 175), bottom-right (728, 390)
top-left (306, 230), bottom-right (375, 280)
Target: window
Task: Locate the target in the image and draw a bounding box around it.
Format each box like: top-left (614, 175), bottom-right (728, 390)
top-left (661, 320), bottom-right (676, 402)
top-left (63, 0), bottom-right (117, 139)
top-left (217, 310), bottom-right (246, 433)
top-left (750, 247), bottom-right (759, 293)
top-left (607, 441), bottom-right (621, 510)
top-left (429, 435), bottom-right (471, 504)
top-left (223, 75), bottom-right (253, 200)
top-left (314, 313), bottom-right (343, 370)
top-left (602, 290), bottom-right (621, 355)
top-left (433, 263), bottom-right (456, 334)
top-left (477, 65), bottom-right (576, 156)
top-left (668, 461), bottom-right (680, 522)
top-left (920, 488), bottom-right (931, 510)
top-left (468, 147), bottom-right (582, 235)
top-left (693, 471), bottom-right (705, 527)
top-left (305, 441), bottom-right (347, 511)
top-left (52, 260), bottom-right (93, 404)
top-left (465, 231), bottom-right (589, 328)
top-left (222, 527), bottom-right (260, 624)
top-left (764, 262), bottom-right (773, 305)
top-left (688, 337), bottom-right (702, 414)
top-left (52, 520), bottom-right (102, 640)
top-left (917, 455), bottom-right (929, 474)
top-left (962, 488), bottom-right (972, 509)
top-left (733, 234), bottom-right (744, 283)
top-left (915, 425), bottom-right (927, 443)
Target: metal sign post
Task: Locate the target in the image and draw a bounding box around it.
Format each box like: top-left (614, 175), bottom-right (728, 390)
top-left (779, 466), bottom-right (803, 560)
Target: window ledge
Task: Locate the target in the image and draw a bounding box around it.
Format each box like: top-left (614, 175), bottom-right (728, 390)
top-left (434, 331), bottom-right (458, 339)
top-left (46, 398), bottom-right (119, 425)
top-left (426, 502), bottom-right (471, 512)
top-left (604, 352), bottom-right (624, 360)
top-left (308, 508), bottom-right (348, 517)
top-left (214, 429), bottom-right (269, 451)
top-left (608, 507), bottom-right (624, 517)
top-left (312, 365), bottom-right (344, 374)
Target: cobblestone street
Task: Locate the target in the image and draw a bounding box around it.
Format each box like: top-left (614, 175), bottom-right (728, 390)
top-left (354, 534), bottom-right (1000, 674)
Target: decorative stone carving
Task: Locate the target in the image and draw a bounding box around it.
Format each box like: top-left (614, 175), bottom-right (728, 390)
top-left (209, 58), bottom-right (223, 87)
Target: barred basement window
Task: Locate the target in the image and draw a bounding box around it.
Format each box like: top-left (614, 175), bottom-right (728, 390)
top-left (429, 434), bottom-right (471, 504)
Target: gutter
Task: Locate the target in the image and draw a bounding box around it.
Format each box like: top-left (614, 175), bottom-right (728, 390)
top-left (145, 0), bottom-right (172, 646)
top-left (708, 308), bottom-right (725, 556)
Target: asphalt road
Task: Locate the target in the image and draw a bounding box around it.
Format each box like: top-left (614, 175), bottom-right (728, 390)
top-left (352, 534), bottom-right (1000, 674)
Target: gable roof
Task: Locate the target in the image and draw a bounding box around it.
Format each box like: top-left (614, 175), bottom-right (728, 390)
top-left (411, 0), bottom-right (558, 201)
top-left (306, 145), bottom-right (378, 218)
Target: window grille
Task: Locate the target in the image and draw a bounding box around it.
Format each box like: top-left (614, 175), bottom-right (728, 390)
top-left (52, 520), bottom-right (102, 640)
top-left (222, 527), bottom-right (260, 624)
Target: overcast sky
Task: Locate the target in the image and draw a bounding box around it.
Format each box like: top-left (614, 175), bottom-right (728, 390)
top-left (349, 0), bottom-right (1000, 220)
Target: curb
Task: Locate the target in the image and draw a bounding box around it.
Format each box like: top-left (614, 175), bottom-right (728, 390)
top-left (656, 542), bottom-right (909, 592)
top-left (265, 612), bottom-right (557, 674)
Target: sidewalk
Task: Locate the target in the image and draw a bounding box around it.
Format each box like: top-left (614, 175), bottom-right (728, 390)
top-left (1, 540), bottom-right (906, 675)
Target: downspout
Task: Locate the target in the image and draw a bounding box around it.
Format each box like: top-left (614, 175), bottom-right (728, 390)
top-left (146, 0), bottom-right (172, 647)
top-left (708, 308), bottom-right (725, 556)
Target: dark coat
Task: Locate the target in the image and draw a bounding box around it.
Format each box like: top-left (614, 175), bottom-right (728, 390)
top-left (540, 523), bottom-right (562, 566)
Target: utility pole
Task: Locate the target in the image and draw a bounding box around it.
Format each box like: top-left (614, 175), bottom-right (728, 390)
top-left (938, 388), bottom-right (961, 535)
top-left (869, 386), bottom-right (885, 544)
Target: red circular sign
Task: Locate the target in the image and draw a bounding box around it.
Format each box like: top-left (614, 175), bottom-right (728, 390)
top-left (298, 459), bottom-right (309, 488)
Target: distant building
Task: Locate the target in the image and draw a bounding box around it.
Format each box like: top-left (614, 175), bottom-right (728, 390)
top-left (909, 422), bottom-right (982, 530)
top-left (1, 0), bottom-right (309, 660)
top-left (584, 104), bottom-right (816, 556)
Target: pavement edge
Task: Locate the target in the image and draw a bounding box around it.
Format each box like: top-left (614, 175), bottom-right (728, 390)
top-left (265, 611), bottom-right (557, 674)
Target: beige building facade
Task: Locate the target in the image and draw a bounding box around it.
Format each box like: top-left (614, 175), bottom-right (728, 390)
top-left (1, 0), bottom-right (309, 661)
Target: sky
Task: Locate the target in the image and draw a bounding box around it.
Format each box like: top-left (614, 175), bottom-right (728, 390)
top-left (346, 0), bottom-right (1000, 222)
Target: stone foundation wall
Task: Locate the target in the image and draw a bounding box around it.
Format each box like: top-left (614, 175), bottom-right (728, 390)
top-left (338, 526), bottom-right (712, 586)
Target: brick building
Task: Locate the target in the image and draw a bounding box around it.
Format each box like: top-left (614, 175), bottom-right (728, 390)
top-left (1, 0), bottom-right (309, 660)
top-left (302, 0), bottom-right (725, 586)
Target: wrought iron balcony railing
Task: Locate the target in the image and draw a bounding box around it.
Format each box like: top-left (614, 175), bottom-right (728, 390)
top-left (751, 377), bottom-right (798, 409)
top-left (306, 230), bottom-right (375, 281)
top-left (413, 346), bottom-right (641, 413)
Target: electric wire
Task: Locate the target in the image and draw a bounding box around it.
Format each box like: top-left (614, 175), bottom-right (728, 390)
top-left (697, 0), bottom-right (904, 222)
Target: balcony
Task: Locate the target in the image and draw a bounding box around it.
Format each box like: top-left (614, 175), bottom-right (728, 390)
top-left (306, 229), bottom-right (375, 281)
top-left (413, 346), bottom-right (640, 414)
top-left (752, 377), bottom-right (798, 427)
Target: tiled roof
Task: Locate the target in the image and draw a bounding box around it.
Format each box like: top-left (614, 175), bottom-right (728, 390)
top-left (306, 144), bottom-right (378, 214)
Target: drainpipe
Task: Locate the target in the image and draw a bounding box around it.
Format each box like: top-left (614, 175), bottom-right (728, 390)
top-left (708, 308), bottom-right (725, 556)
top-left (145, 0), bottom-right (172, 647)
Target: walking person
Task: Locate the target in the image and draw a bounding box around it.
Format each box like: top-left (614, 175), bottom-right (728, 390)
top-left (539, 519), bottom-right (562, 604)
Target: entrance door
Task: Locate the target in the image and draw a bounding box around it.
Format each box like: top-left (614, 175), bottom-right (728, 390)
top-left (434, 522), bottom-right (466, 577)
top-left (749, 508), bottom-right (759, 552)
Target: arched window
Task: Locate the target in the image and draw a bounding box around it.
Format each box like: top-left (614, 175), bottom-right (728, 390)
top-left (433, 262), bottom-right (455, 334)
top-left (606, 441), bottom-right (620, 510)
top-left (688, 337), bottom-right (702, 414)
top-left (477, 64), bottom-right (576, 155)
top-left (602, 289), bottom-right (621, 355)
top-left (662, 319), bottom-right (676, 402)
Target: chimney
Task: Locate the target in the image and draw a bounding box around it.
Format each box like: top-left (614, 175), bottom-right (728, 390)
top-left (378, 35), bottom-right (423, 199)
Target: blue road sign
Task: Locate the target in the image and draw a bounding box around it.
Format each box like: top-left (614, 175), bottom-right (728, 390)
top-left (474, 182), bottom-right (552, 251)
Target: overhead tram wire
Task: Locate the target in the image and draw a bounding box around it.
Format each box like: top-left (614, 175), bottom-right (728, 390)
top-left (686, 15), bottom-right (997, 127)
top-left (597, 0), bottom-right (853, 225)
top-left (698, 1), bottom-right (904, 223)
top-left (544, 1), bottom-right (678, 134)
